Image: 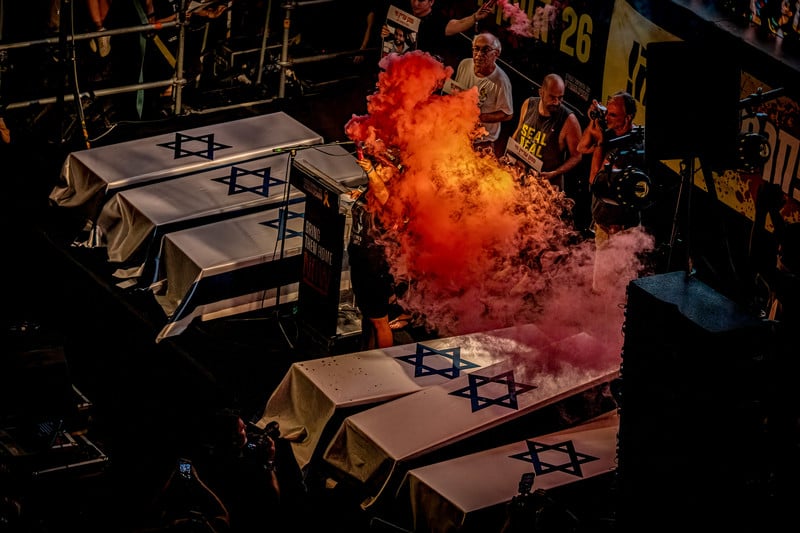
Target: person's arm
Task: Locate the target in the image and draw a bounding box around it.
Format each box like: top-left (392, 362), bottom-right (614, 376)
top-left (511, 98), bottom-right (530, 140)
top-left (577, 117), bottom-right (603, 155)
top-left (577, 118), bottom-right (606, 184)
top-left (0, 117), bottom-right (11, 144)
top-left (445, 0), bottom-right (496, 36)
top-left (479, 109), bottom-right (513, 124)
top-left (357, 158), bottom-right (390, 205)
top-left (262, 435), bottom-right (281, 500)
top-left (577, 99), bottom-right (607, 152)
top-left (354, 11), bottom-right (376, 64)
top-left (248, 431), bottom-right (280, 500)
top-left (476, 73), bottom-right (513, 125)
top-left (360, 10), bottom-right (376, 50)
top-left (586, 144), bottom-right (606, 184)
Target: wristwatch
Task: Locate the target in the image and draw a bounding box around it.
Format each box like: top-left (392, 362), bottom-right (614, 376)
top-left (263, 460), bottom-right (276, 472)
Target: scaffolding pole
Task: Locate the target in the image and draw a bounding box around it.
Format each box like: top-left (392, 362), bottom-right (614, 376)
top-left (0, 0), bottom-right (369, 133)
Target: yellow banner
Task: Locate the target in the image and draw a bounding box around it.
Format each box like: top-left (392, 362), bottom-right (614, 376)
top-left (604, 0), bottom-right (679, 124)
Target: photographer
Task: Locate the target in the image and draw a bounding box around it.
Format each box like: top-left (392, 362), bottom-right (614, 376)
top-left (197, 409), bottom-right (282, 533)
top-left (577, 91), bottom-right (646, 291)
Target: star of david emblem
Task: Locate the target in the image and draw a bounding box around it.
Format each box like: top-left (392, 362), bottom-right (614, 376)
top-left (449, 370), bottom-right (536, 412)
top-left (395, 343), bottom-right (480, 379)
top-left (258, 209), bottom-right (304, 239)
top-left (508, 438), bottom-right (599, 478)
top-left (211, 165), bottom-right (285, 197)
top-left (157, 132), bottom-right (232, 160)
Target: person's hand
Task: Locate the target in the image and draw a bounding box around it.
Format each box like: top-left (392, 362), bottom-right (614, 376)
top-left (584, 100), bottom-right (606, 140)
top-left (475, 0), bottom-right (497, 21)
top-left (357, 158), bottom-right (375, 174)
top-left (264, 435), bottom-right (276, 462)
top-left (588, 99), bottom-right (610, 130)
top-left (196, 3), bottom-right (228, 18)
top-left (586, 99), bottom-right (601, 124)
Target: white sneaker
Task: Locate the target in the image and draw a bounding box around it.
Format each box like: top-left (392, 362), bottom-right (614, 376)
top-left (90, 28), bottom-right (111, 57)
top-left (97, 33), bottom-right (111, 58)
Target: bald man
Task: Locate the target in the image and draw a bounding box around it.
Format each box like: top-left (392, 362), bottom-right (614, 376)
top-left (509, 73), bottom-right (583, 191)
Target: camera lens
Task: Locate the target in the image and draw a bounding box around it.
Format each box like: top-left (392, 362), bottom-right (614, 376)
top-left (590, 104), bottom-right (607, 121)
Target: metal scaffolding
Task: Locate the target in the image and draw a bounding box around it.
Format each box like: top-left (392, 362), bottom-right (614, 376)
top-left (0, 0), bottom-right (373, 145)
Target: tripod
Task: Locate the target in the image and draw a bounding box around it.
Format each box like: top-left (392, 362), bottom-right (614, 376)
top-left (667, 86), bottom-right (785, 280)
top-left (666, 157), bottom-right (697, 278)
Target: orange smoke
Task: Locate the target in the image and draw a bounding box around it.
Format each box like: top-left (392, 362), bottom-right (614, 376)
top-left (345, 51), bottom-right (654, 357)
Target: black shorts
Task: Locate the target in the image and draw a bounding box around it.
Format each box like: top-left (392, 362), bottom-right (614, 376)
top-left (347, 243), bottom-right (395, 319)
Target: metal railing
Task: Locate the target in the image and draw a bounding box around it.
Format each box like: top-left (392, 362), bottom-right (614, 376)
top-left (0, 0), bottom-right (373, 143)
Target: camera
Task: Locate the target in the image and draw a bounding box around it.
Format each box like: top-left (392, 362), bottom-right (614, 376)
top-left (589, 104), bottom-right (607, 122)
top-left (245, 420), bottom-right (280, 451)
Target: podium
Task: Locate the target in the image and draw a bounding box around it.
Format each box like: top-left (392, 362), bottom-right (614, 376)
top-left (288, 144), bottom-right (366, 346)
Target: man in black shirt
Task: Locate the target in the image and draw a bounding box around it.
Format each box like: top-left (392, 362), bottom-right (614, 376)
top-left (368, 0), bottom-right (496, 68)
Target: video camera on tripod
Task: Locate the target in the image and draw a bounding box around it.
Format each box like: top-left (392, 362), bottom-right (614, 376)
top-left (592, 125), bottom-right (654, 209)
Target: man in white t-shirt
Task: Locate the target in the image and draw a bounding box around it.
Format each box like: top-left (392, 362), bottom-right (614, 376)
top-left (453, 32), bottom-right (514, 155)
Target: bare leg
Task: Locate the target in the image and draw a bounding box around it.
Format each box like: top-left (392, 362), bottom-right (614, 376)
top-left (87, 0), bottom-right (112, 29)
top-left (87, 0), bottom-right (112, 57)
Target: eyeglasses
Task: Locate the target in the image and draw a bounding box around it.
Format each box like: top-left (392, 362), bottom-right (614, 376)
top-left (472, 46), bottom-right (496, 54)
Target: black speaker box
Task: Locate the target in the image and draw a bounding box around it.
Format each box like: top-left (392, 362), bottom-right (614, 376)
top-left (645, 40), bottom-right (740, 165)
top-left (616, 271), bottom-right (771, 531)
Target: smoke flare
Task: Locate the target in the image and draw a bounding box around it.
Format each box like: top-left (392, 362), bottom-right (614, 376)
top-left (345, 51), bottom-right (654, 364)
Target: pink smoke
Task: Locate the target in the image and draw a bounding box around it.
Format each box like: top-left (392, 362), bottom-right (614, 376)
top-left (345, 51), bottom-right (655, 369)
top-left (497, 0), bottom-right (535, 38)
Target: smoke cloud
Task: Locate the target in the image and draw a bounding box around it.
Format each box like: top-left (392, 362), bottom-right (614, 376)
top-left (345, 51), bottom-right (654, 370)
top-left (497, 0), bottom-right (536, 38)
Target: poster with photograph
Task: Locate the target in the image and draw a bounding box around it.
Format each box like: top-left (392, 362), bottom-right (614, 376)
top-left (440, 77), bottom-right (465, 95)
top-left (504, 137), bottom-right (544, 174)
top-left (382, 5), bottom-right (421, 58)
